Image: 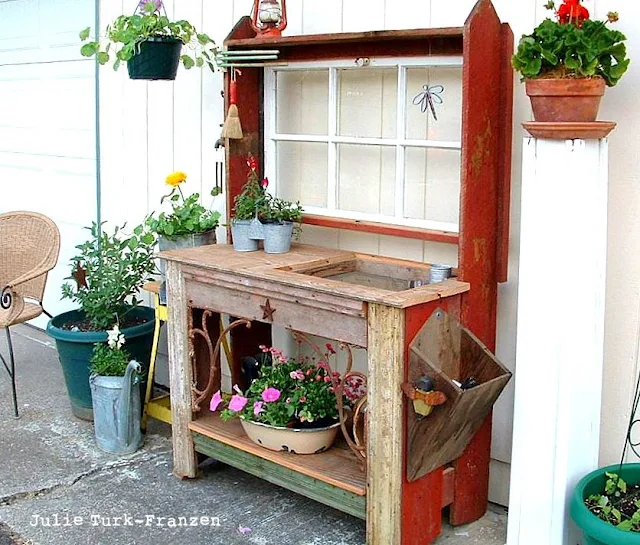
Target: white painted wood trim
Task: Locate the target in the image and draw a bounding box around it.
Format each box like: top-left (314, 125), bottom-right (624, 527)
top-left (267, 57), bottom-right (463, 70)
top-left (270, 133), bottom-right (461, 150)
top-left (507, 137), bottom-right (609, 545)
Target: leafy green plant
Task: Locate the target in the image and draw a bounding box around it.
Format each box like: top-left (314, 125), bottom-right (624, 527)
top-left (146, 171), bottom-right (221, 238)
top-left (79, 0), bottom-right (218, 72)
top-left (210, 345), bottom-right (366, 428)
top-left (61, 223), bottom-right (157, 331)
top-left (263, 195), bottom-right (303, 225)
top-left (512, 1), bottom-right (629, 86)
top-left (585, 472), bottom-right (640, 532)
top-left (232, 156), bottom-right (270, 221)
top-left (90, 326), bottom-right (133, 377)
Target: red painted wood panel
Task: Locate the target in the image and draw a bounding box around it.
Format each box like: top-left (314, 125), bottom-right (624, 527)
top-left (453, 0), bottom-right (505, 526)
top-left (402, 297), bottom-right (461, 545)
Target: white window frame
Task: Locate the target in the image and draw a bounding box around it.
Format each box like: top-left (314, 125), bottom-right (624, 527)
top-left (264, 56), bottom-right (463, 234)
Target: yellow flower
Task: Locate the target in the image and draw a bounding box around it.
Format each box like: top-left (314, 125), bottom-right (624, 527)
top-left (166, 171), bottom-right (187, 187)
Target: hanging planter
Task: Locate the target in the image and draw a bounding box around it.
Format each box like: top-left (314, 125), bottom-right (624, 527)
top-left (80, 0), bottom-right (218, 81)
top-left (127, 37), bottom-right (182, 81)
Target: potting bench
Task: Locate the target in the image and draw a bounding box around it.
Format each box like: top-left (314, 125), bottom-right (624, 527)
top-left (163, 1), bottom-right (513, 543)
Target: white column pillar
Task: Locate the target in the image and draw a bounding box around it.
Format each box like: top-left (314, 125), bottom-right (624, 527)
top-left (507, 137), bottom-right (609, 545)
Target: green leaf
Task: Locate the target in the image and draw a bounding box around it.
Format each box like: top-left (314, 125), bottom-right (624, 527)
top-left (196, 57), bottom-right (204, 68)
top-left (181, 55), bottom-right (195, 69)
top-left (97, 51), bottom-right (110, 65)
top-left (79, 27), bottom-right (91, 41)
top-left (617, 519), bottom-right (632, 531)
top-left (80, 43), bottom-right (97, 57)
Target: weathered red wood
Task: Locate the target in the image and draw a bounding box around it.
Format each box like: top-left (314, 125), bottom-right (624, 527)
top-left (442, 467), bottom-right (455, 508)
top-left (402, 298), bottom-right (460, 545)
top-left (454, 0), bottom-right (504, 526)
top-left (229, 320), bottom-right (272, 391)
top-left (224, 16), bottom-right (257, 42)
top-left (303, 215), bottom-right (459, 245)
top-left (224, 66), bottom-right (263, 243)
top-left (497, 23), bottom-right (514, 283)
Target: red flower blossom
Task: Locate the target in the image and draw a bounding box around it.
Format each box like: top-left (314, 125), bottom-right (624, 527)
top-left (246, 155), bottom-right (258, 171)
top-left (261, 177), bottom-right (269, 189)
top-left (557, 0), bottom-right (589, 25)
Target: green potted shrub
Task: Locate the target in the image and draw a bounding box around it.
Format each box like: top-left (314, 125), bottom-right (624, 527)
top-left (89, 325), bottom-right (143, 454)
top-left (79, 0), bottom-right (218, 81)
top-left (46, 222), bottom-right (157, 420)
top-left (261, 192), bottom-right (303, 254)
top-left (231, 156), bottom-right (270, 252)
top-left (512, 0), bottom-right (629, 122)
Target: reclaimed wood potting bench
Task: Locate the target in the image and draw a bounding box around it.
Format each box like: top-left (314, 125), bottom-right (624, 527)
top-left (163, 1), bottom-right (513, 543)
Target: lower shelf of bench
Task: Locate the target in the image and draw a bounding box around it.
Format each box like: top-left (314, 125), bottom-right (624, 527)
top-left (190, 413), bottom-right (366, 519)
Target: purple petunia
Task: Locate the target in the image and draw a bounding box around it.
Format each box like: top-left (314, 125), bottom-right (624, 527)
top-left (138, 0), bottom-right (162, 14)
top-left (253, 401), bottom-right (264, 416)
top-left (209, 390), bottom-right (223, 412)
top-left (262, 387), bottom-right (281, 403)
top-left (229, 394), bottom-right (248, 412)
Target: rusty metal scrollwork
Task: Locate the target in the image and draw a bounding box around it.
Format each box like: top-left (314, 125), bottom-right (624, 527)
top-left (189, 312), bottom-right (252, 412)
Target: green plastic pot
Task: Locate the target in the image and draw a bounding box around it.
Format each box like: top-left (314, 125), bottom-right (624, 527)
top-left (127, 37), bottom-right (182, 81)
top-left (571, 463), bottom-right (640, 544)
top-left (46, 307), bottom-right (155, 421)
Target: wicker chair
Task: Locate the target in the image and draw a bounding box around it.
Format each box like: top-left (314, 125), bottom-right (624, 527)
top-left (0, 211), bottom-right (60, 417)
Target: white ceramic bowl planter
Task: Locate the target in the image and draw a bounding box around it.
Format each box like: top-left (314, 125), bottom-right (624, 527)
top-left (240, 419), bottom-right (340, 454)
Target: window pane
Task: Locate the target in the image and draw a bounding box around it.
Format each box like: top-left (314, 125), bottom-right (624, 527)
top-left (276, 142), bottom-right (328, 207)
top-left (338, 68), bottom-right (397, 138)
top-left (276, 70), bottom-right (329, 135)
top-left (404, 147), bottom-right (460, 224)
top-left (337, 144), bottom-right (395, 216)
top-left (405, 66), bottom-right (462, 141)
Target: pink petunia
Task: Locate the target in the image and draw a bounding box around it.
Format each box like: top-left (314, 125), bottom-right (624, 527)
top-left (209, 390), bottom-right (223, 412)
top-left (253, 401), bottom-right (264, 416)
top-left (289, 370), bottom-right (305, 380)
top-left (229, 394), bottom-right (248, 412)
top-left (262, 387), bottom-right (281, 402)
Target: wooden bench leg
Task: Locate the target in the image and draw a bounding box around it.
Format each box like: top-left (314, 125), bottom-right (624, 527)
top-left (449, 415), bottom-right (492, 525)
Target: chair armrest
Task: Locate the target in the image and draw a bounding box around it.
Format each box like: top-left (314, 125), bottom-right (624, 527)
top-left (1, 265), bottom-right (52, 310)
top-left (0, 289), bottom-right (25, 326)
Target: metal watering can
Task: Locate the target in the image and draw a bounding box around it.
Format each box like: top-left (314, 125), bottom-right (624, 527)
top-left (90, 360), bottom-right (143, 454)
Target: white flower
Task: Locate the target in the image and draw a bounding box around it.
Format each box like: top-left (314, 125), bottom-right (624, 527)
top-left (107, 325), bottom-right (125, 350)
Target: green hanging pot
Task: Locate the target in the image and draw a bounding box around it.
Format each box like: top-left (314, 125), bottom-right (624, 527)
top-left (127, 37), bottom-right (182, 81)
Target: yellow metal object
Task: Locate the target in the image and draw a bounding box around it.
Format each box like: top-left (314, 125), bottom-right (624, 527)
top-left (141, 283), bottom-right (232, 430)
top-left (413, 397), bottom-right (434, 417)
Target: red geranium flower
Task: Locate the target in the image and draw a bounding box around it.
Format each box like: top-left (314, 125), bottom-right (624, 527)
top-left (557, 0), bottom-right (589, 25)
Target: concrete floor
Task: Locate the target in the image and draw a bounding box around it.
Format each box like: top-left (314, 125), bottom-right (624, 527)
top-left (0, 324), bottom-right (507, 545)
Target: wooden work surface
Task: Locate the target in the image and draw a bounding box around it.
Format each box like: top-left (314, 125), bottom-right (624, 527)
top-left (190, 413), bottom-right (366, 496)
top-left (158, 243), bottom-right (469, 309)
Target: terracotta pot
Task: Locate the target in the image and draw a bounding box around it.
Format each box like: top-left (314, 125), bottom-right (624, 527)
top-left (240, 418), bottom-right (340, 455)
top-left (525, 78), bottom-right (605, 122)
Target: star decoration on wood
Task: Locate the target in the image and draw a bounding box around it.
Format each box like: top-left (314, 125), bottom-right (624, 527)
top-left (72, 264), bottom-right (88, 289)
top-left (260, 299), bottom-right (276, 321)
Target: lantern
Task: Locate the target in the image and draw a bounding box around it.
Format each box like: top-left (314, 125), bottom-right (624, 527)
top-left (251, 0), bottom-right (287, 37)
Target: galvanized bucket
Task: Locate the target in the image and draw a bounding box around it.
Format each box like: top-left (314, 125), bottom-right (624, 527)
top-left (90, 361), bottom-right (143, 455)
top-left (429, 264), bottom-right (452, 283)
top-left (263, 222), bottom-right (294, 254)
top-left (231, 220), bottom-right (259, 252)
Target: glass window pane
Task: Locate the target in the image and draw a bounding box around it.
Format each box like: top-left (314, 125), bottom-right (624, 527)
top-left (338, 68), bottom-right (397, 138)
top-left (276, 70), bottom-right (329, 135)
top-left (276, 142), bottom-right (328, 207)
top-left (404, 147), bottom-right (460, 224)
top-left (406, 66), bottom-right (462, 141)
top-left (337, 144), bottom-right (395, 216)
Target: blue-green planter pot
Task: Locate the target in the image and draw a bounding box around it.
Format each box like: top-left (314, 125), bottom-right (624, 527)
top-left (571, 464), bottom-right (640, 544)
top-left (46, 307), bottom-right (155, 421)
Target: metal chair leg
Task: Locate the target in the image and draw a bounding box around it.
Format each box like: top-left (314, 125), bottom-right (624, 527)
top-left (5, 328), bottom-right (18, 418)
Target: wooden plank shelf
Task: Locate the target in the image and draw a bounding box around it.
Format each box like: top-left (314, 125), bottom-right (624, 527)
top-left (190, 413), bottom-right (366, 493)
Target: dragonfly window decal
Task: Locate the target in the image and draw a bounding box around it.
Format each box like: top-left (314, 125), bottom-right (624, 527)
top-left (412, 84), bottom-right (444, 121)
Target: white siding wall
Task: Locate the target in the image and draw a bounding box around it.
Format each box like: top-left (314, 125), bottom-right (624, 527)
top-left (0, 0), bottom-right (96, 325)
top-left (98, 0), bottom-right (640, 505)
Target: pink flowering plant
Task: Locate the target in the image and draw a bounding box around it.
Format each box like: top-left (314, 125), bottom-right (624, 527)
top-left (211, 345), bottom-right (365, 428)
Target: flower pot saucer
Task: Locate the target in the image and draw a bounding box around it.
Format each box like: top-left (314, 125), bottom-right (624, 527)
top-left (523, 121), bottom-right (616, 140)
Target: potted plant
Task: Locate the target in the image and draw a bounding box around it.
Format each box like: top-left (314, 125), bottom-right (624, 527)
top-left (46, 222), bottom-right (157, 420)
top-left (146, 171), bottom-right (221, 297)
top-left (210, 345), bottom-right (365, 455)
top-left (262, 192), bottom-right (303, 254)
top-left (89, 325), bottom-right (143, 454)
top-left (571, 465), bottom-right (640, 544)
top-left (512, 0), bottom-right (630, 122)
top-left (231, 156), bottom-right (269, 252)
top-left (79, 0), bottom-right (218, 81)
